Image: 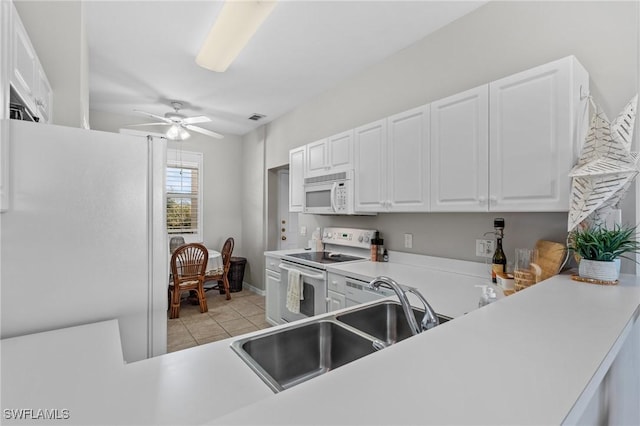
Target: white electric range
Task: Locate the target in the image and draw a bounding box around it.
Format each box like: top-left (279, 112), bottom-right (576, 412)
top-left (278, 227), bottom-right (376, 323)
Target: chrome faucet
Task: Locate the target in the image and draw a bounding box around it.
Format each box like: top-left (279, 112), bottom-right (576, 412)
top-left (368, 276), bottom-right (439, 336)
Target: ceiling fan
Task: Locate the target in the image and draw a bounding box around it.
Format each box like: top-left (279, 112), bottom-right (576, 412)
top-left (131, 101), bottom-right (224, 140)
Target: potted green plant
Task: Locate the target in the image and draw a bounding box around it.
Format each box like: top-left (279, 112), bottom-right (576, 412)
top-left (568, 224), bottom-right (640, 282)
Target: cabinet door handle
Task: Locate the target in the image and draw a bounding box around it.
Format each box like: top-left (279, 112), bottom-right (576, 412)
top-left (478, 196), bottom-right (486, 204)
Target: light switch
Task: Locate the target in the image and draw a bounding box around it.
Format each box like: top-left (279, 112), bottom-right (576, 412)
top-left (404, 233), bottom-right (413, 249)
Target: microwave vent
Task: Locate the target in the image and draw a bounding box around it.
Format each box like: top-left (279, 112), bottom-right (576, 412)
top-left (304, 171), bottom-right (347, 185)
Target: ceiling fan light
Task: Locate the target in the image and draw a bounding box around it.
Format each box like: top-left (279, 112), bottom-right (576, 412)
top-left (166, 125), bottom-right (191, 141)
top-left (196, 0), bottom-right (277, 72)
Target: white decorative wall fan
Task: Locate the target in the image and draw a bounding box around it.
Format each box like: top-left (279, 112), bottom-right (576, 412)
top-left (131, 101), bottom-right (224, 140)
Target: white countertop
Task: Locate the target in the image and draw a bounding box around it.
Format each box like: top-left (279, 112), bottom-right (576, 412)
top-left (210, 273), bottom-right (640, 425)
top-left (1, 321), bottom-right (274, 425)
top-left (2, 256), bottom-right (639, 425)
top-left (325, 258), bottom-right (499, 318)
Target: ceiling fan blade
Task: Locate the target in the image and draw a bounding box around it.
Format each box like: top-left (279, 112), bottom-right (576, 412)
top-left (184, 124), bottom-right (224, 139)
top-left (129, 122), bottom-right (171, 127)
top-left (133, 110), bottom-right (172, 123)
top-left (183, 116), bottom-right (211, 125)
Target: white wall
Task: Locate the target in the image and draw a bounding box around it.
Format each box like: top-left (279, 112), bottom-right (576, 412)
top-left (14, 0), bottom-right (89, 128)
top-left (241, 128), bottom-right (266, 290)
top-left (90, 109), bottom-right (245, 258)
top-left (251, 1), bottom-right (640, 283)
top-left (265, 1), bottom-right (639, 169)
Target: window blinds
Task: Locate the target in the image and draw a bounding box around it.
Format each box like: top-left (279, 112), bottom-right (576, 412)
top-left (166, 165), bottom-right (200, 234)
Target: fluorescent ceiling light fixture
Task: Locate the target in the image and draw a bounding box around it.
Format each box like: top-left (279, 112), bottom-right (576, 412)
top-left (166, 125), bottom-right (191, 141)
top-left (196, 0), bottom-right (277, 72)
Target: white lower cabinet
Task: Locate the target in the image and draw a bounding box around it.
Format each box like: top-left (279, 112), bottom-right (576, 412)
top-left (327, 272), bottom-right (346, 312)
top-left (327, 290), bottom-right (345, 312)
top-left (265, 256), bottom-right (282, 326)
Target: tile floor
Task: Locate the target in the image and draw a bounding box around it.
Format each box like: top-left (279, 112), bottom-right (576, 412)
top-left (167, 288), bottom-right (272, 353)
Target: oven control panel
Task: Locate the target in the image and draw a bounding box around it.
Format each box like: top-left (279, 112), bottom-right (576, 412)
top-left (321, 227), bottom-right (376, 249)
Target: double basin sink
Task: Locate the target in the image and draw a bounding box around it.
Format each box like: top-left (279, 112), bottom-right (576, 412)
top-left (231, 300), bottom-right (450, 392)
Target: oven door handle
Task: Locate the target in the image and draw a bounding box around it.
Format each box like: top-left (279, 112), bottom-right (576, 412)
top-left (279, 264), bottom-right (325, 280)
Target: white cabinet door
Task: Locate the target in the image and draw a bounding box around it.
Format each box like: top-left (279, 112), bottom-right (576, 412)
top-left (35, 64), bottom-right (52, 123)
top-left (289, 146), bottom-right (305, 212)
top-left (306, 131), bottom-right (353, 178)
top-left (306, 138), bottom-right (328, 177)
top-left (489, 56), bottom-right (587, 212)
top-left (431, 85), bottom-right (489, 212)
top-left (265, 269), bottom-right (282, 326)
top-left (327, 129), bottom-right (353, 173)
top-left (354, 119), bottom-right (387, 212)
top-left (386, 105), bottom-right (430, 212)
top-left (10, 4), bottom-right (37, 114)
top-left (327, 290), bottom-right (345, 313)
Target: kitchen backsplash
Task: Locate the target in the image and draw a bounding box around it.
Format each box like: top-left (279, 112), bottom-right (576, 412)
top-left (295, 210), bottom-right (634, 275)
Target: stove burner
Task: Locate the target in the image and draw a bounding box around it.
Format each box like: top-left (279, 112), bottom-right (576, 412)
top-left (286, 251), bottom-right (365, 264)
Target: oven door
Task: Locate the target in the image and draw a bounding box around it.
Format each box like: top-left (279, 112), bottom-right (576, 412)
top-left (279, 261), bottom-right (327, 323)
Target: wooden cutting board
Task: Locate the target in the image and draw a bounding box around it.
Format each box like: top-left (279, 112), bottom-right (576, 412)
top-left (535, 240), bottom-right (567, 281)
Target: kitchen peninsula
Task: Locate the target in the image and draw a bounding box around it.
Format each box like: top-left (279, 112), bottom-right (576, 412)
top-left (2, 258), bottom-right (639, 425)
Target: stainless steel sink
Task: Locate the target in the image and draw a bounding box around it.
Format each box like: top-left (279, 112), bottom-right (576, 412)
top-left (336, 301), bottom-right (450, 346)
top-left (231, 300), bottom-right (451, 393)
top-left (231, 320), bottom-right (377, 392)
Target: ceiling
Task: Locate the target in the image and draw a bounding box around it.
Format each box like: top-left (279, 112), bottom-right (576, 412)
top-left (86, 1), bottom-right (486, 137)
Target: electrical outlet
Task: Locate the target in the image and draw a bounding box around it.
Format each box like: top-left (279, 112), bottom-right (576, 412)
top-left (300, 226), bottom-right (307, 236)
top-left (476, 239), bottom-right (495, 258)
top-left (404, 233), bottom-right (413, 249)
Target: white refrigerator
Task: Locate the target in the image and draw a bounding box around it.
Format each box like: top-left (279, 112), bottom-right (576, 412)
top-left (0, 119), bottom-right (167, 362)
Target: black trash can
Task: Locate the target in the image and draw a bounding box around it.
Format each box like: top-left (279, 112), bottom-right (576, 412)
top-left (227, 257), bottom-right (247, 292)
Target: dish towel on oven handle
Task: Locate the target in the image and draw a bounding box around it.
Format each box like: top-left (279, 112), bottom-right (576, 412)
top-left (286, 270), bottom-right (304, 314)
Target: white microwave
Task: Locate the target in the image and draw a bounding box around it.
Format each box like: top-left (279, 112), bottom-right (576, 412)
top-left (303, 170), bottom-right (358, 215)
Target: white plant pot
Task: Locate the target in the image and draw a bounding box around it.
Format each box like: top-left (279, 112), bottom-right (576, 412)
top-left (578, 259), bottom-right (621, 282)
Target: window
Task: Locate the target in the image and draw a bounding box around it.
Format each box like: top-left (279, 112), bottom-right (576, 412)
top-left (166, 150), bottom-right (203, 240)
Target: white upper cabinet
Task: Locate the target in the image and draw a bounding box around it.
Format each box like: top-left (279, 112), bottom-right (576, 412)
top-left (305, 138), bottom-right (328, 177)
top-left (431, 85), bottom-right (489, 212)
top-left (295, 56), bottom-right (588, 215)
top-left (327, 130), bottom-right (353, 172)
top-left (355, 105), bottom-right (430, 212)
top-left (288, 146), bottom-right (305, 212)
top-left (8, 2), bottom-right (52, 123)
top-left (11, 5), bottom-right (36, 114)
top-left (430, 56), bottom-right (588, 212)
top-left (35, 65), bottom-right (52, 123)
top-left (354, 118), bottom-right (387, 212)
top-left (386, 105), bottom-right (430, 211)
top-left (305, 130), bottom-right (353, 177)
top-left (489, 56), bottom-right (588, 212)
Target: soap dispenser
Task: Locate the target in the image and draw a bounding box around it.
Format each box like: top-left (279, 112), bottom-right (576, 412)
top-left (476, 285), bottom-right (498, 308)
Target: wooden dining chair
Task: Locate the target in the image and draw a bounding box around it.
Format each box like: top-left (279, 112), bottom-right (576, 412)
top-left (169, 243), bottom-right (209, 319)
top-left (205, 237), bottom-right (234, 300)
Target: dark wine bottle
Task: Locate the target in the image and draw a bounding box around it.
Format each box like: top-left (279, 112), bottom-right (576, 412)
top-left (492, 236), bottom-right (507, 283)
top-left (491, 218), bottom-right (506, 283)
